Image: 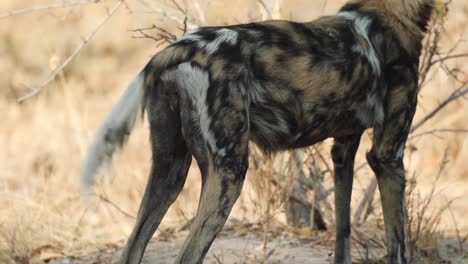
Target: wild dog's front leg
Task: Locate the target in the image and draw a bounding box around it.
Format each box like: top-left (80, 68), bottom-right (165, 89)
top-left (367, 151), bottom-right (406, 264)
top-left (367, 74), bottom-right (418, 264)
top-left (331, 133), bottom-right (362, 264)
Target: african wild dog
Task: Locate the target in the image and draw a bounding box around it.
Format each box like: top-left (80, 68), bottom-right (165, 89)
top-left (82, 0), bottom-right (433, 263)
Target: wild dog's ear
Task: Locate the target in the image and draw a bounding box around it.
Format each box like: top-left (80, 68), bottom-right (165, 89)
top-left (339, 0), bottom-right (363, 12)
top-left (416, 0), bottom-right (435, 32)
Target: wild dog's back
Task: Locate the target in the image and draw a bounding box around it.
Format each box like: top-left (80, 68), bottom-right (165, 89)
top-left (236, 17), bottom-right (381, 150)
top-left (145, 0), bottom-right (433, 153)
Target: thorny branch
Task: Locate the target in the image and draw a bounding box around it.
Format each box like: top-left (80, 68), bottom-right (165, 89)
top-left (16, 0), bottom-right (125, 103)
top-left (0, 0), bottom-right (101, 19)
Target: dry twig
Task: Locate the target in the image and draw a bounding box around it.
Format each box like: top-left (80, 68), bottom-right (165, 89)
top-left (409, 128), bottom-right (468, 140)
top-left (258, 0), bottom-right (273, 20)
top-left (96, 190), bottom-right (136, 220)
top-left (130, 24), bottom-right (178, 46)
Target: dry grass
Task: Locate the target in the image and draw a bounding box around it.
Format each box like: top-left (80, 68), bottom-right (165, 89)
top-left (1, 0), bottom-right (467, 263)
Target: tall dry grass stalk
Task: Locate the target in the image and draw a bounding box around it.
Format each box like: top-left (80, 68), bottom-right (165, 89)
top-left (406, 149), bottom-right (452, 263)
top-left (248, 147), bottom-right (292, 260)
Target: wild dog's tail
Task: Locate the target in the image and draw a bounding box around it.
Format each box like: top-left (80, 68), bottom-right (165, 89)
top-left (81, 73), bottom-right (144, 193)
top-left (81, 43), bottom-right (194, 193)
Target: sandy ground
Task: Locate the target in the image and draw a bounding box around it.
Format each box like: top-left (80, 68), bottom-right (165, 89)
top-left (44, 236), bottom-right (468, 264)
top-left (47, 237), bottom-right (331, 264)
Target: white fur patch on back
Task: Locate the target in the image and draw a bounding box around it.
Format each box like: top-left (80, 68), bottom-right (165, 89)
top-left (336, 11), bottom-right (381, 76)
top-left (161, 63), bottom-right (219, 154)
top-left (205, 28), bottom-right (239, 54)
top-left (177, 28), bottom-right (239, 55)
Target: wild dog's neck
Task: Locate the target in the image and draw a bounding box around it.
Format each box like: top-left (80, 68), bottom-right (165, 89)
top-left (385, 0), bottom-right (433, 31)
top-left (341, 0), bottom-right (433, 52)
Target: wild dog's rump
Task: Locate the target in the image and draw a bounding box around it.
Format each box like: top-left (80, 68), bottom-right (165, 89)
top-left (81, 45), bottom-right (194, 192)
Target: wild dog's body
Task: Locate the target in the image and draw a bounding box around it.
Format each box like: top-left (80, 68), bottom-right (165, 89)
top-left (82, 0), bottom-right (433, 263)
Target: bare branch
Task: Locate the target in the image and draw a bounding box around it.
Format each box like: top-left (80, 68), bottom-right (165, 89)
top-left (17, 0), bottom-right (124, 103)
top-left (258, 0), bottom-right (273, 20)
top-left (178, 16), bottom-right (188, 35)
top-left (138, 0), bottom-right (198, 29)
top-left (410, 87), bottom-right (468, 132)
top-left (130, 24), bottom-right (178, 46)
top-left (353, 179), bottom-right (378, 225)
top-left (310, 145), bottom-right (332, 175)
top-left (409, 128), bottom-right (468, 140)
top-left (191, 0), bottom-right (206, 25)
top-left (97, 193), bottom-right (135, 220)
top-left (0, 0), bottom-right (101, 19)
top-left (169, 0), bottom-right (186, 15)
top-left (429, 53), bottom-right (468, 67)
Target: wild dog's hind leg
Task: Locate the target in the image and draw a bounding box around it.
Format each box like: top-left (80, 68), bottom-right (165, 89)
top-left (331, 133), bottom-right (362, 264)
top-left (175, 82), bottom-right (249, 264)
top-left (366, 77), bottom-right (418, 264)
top-left (176, 152), bottom-right (248, 263)
top-left (120, 83), bottom-right (192, 264)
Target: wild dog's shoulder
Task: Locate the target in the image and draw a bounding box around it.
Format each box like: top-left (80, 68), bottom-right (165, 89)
top-left (331, 2), bottom-right (424, 68)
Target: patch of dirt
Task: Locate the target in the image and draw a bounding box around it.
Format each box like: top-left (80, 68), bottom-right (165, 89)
top-left (46, 237), bottom-right (331, 264)
top-left (42, 236), bottom-right (468, 264)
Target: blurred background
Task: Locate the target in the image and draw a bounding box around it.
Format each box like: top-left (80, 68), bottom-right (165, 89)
top-left (1, 0), bottom-right (467, 263)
